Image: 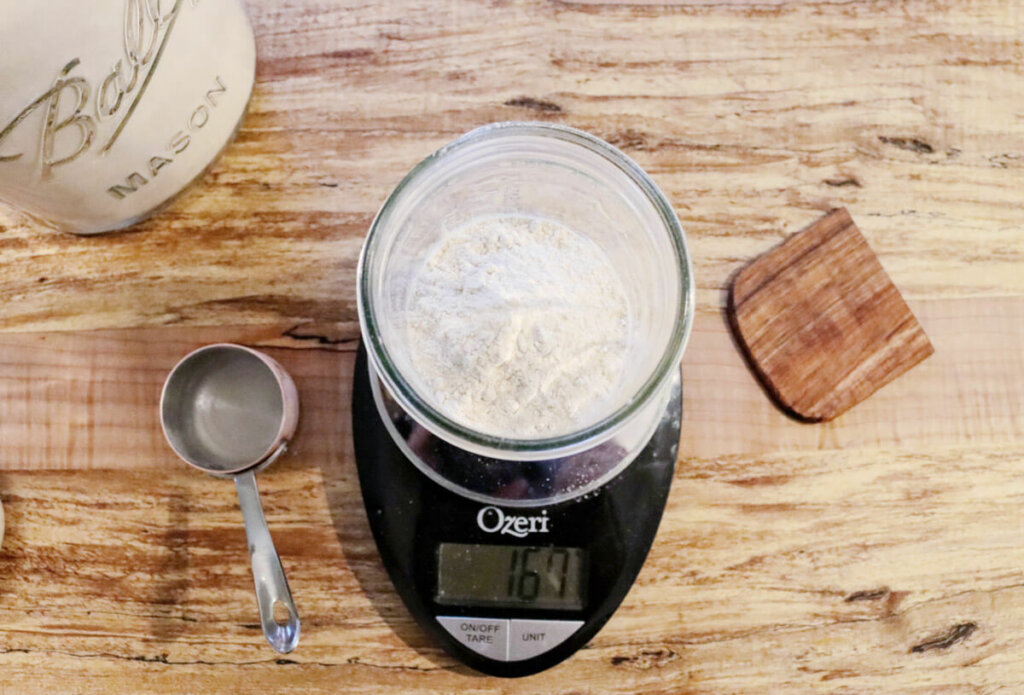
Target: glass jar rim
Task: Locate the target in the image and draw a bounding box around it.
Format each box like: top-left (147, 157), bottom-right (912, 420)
top-left (356, 121), bottom-right (695, 459)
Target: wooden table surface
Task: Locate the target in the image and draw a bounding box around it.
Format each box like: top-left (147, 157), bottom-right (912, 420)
top-left (1, 1), bottom-right (1023, 692)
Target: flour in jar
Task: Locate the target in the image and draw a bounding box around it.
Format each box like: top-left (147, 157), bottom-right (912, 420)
top-left (406, 215), bottom-right (631, 438)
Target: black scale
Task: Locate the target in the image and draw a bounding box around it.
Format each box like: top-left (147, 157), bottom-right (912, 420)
top-left (352, 345), bottom-right (681, 677)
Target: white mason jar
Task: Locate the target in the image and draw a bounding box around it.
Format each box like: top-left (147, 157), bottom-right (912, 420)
top-left (0, 0), bottom-right (256, 235)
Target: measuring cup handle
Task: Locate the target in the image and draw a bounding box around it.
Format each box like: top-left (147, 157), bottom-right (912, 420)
top-left (235, 469), bottom-right (300, 653)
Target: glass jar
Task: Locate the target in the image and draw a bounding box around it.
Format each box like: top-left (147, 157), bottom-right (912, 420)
top-left (0, 0), bottom-right (256, 235)
top-left (357, 122), bottom-right (693, 506)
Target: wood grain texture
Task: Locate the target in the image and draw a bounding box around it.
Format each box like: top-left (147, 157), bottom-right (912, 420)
top-left (1, 297), bottom-right (1021, 472)
top-left (0, 0), bottom-right (1022, 692)
top-left (731, 208), bottom-right (934, 420)
top-left (1, 0), bottom-right (1024, 332)
top-left (6, 443), bottom-right (1024, 694)
top-left (0, 297), bottom-right (1021, 692)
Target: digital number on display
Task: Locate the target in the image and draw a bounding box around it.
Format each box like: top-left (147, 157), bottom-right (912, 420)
top-left (435, 543), bottom-right (587, 610)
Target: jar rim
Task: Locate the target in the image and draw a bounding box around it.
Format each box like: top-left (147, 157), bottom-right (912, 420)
top-left (356, 121), bottom-right (694, 459)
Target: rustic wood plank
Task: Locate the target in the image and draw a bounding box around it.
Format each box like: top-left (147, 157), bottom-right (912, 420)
top-left (0, 323), bottom-right (353, 472)
top-left (1, 296), bottom-right (1019, 471)
top-left (0, 297), bottom-right (1017, 691)
top-left (731, 208), bottom-right (934, 421)
top-left (2, 441), bottom-right (1024, 691)
top-left (0, 297), bottom-right (1019, 691)
top-left (681, 295), bottom-right (1024, 459)
top-left (1, 0), bottom-right (1023, 333)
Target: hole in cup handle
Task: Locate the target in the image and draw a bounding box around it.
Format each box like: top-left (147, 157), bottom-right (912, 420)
top-left (254, 557), bottom-right (300, 653)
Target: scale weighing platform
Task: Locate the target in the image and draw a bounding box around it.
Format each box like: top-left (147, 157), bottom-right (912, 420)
top-left (352, 346), bottom-right (681, 677)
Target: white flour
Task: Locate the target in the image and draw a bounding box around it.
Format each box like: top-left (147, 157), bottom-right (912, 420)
top-left (406, 215), bottom-right (630, 438)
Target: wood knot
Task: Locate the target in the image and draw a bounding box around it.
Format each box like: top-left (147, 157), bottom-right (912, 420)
top-left (845, 588), bottom-right (889, 602)
top-left (610, 646), bottom-right (678, 670)
top-left (843, 587), bottom-right (907, 617)
top-left (878, 136), bottom-right (935, 154)
top-left (282, 323), bottom-right (353, 347)
top-left (607, 128), bottom-right (647, 151)
top-left (824, 177), bottom-right (862, 188)
top-left (910, 622), bottom-right (977, 653)
top-left (727, 474), bottom-right (790, 487)
top-left (504, 97), bottom-right (562, 113)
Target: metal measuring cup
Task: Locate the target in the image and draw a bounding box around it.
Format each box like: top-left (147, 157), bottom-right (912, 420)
top-left (160, 343), bottom-right (300, 653)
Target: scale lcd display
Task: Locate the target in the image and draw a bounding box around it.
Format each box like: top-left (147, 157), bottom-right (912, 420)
top-left (435, 543), bottom-right (587, 610)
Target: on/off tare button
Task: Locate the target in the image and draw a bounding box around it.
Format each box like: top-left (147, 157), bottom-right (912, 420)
top-left (509, 619), bottom-right (584, 661)
top-left (436, 617), bottom-right (510, 661)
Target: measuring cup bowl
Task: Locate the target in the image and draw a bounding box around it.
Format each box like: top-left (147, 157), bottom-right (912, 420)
top-left (161, 344), bottom-right (298, 475)
top-left (160, 343), bottom-right (301, 653)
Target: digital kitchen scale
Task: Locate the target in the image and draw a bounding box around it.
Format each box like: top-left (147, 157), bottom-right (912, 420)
top-left (352, 345), bottom-right (682, 677)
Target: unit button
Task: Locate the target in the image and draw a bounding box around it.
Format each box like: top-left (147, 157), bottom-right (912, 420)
top-left (508, 619), bottom-right (584, 661)
top-left (437, 617), bottom-right (510, 661)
